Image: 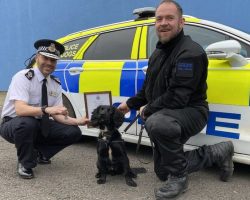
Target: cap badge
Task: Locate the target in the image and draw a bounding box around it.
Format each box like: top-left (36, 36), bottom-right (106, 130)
top-left (48, 43), bottom-right (56, 53)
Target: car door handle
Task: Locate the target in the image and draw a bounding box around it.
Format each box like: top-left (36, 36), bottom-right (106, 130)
top-left (68, 67), bottom-right (83, 75)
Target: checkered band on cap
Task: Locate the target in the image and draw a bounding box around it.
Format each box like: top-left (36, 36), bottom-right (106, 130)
top-left (37, 46), bottom-right (60, 56)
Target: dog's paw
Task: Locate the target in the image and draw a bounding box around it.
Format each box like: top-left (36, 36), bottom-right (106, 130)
top-left (131, 172), bottom-right (137, 178)
top-left (125, 177), bottom-right (137, 187)
top-left (128, 170), bottom-right (137, 178)
top-left (97, 178), bottom-right (106, 184)
top-left (95, 172), bottom-right (101, 178)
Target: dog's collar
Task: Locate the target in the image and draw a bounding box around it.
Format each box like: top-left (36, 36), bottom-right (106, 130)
top-left (99, 130), bottom-right (112, 139)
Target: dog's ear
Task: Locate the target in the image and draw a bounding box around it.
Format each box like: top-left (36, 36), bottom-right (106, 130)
top-left (112, 106), bottom-right (124, 128)
top-left (91, 106), bottom-right (101, 120)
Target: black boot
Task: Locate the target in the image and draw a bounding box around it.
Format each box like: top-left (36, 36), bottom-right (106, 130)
top-left (17, 162), bottom-right (34, 179)
top-left (155, 175), bottom-right (188, 199)
top-left (208, 141), bottom-right (234, 182)
top-left (37, 151), bottom-right (51, 164)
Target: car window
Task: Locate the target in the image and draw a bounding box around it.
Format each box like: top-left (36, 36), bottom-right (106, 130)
top-left (147, 24), bottom-right (250, 58)
top-left (147, 25), bottom-right (227, 57)
top-left (61, 37), bottom-right (89, 60)
top-left (83, 28), bottom-right (136, 60)
top-left (147, 26), bottom-right (158, 58)
top-left (185, 25), bottom-right (250, 57)
top-left (184, 25), bottom-right (228, 49)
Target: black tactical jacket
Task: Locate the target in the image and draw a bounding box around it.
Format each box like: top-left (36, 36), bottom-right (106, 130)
top-left (127, 30), bottom-right (209, 117)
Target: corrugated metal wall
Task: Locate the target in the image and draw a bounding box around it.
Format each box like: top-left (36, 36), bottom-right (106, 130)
top-left (0, 0), bottom-right (249, 90)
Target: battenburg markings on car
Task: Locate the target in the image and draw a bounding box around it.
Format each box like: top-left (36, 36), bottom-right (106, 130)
top-left (206, 111), bottom-right (241, 139)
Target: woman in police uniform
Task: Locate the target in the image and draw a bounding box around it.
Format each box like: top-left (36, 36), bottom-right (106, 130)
top-left (0, 39), bottom-right (89, 179)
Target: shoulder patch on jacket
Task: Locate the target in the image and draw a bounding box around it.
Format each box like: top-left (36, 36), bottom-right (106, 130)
top-left (50, 75), bottom-right (61, 85)
top-left (25, 69), bottom-right (34, 80)
top-left (175, 60), bottom-right (193, 78)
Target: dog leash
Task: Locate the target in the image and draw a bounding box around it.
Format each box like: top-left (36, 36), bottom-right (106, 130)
top-left (122, 114), bottom-right (154, 164)
top-left (135, 123), bottom-right (154, 164)
top-left (122, 114), bottom-right (140, 133)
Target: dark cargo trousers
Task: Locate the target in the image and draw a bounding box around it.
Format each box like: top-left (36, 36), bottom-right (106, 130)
top-left (0, 116), bottom-right (82, 169)
top-left (145, 107), bottom-right (212, 178)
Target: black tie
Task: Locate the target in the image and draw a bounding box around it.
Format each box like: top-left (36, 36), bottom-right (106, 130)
top-left (41, 78), bottom-right (49, 137)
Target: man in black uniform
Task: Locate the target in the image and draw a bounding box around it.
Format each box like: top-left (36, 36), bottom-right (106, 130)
top-left (0, 39), bottom-right (89, 179)
top-left (118, 0), bottom-right (234, 199)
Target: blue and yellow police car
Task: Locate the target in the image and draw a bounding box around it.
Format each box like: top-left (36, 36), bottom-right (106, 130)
top-left (52, 8), bottom-right (250, 165)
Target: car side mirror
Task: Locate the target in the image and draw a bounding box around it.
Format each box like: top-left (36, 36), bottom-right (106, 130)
top-left (205, 40), bottom-right (248, 67)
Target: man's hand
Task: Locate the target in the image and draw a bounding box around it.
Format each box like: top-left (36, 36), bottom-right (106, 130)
top-left (118, 102), bottom-right (130, 114)
top-left (76, 116), bottom-right (90, 126)
top-left (45, 106), bottom-right (68, 116)
top-left (139, 105), bottom-right (147, 120)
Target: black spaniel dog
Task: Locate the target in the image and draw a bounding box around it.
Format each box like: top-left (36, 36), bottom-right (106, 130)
top-left (91, 105), bottom-right (138, 187)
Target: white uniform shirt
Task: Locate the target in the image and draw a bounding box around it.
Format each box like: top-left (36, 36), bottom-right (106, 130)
top-left (1, 67), bottom-right (63, 118)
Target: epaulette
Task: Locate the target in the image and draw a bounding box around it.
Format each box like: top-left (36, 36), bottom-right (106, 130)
top-left (25, 69), bottom-right (34, 80)
top-left (50, 75), bottom-right (61, 85)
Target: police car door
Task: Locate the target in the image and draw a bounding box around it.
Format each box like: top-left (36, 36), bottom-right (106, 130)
top-left (183, 24), bottom-right (250, 158)
top-left (80, 27), bottom-right (141, 138)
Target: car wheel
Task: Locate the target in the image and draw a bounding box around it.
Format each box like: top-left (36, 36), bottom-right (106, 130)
top-left (62, 94), bottom-right (76, 118)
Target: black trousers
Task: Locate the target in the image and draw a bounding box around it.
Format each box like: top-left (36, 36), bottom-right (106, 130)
top-left (0, 116), bottom-right (82, 169)
top-left (145, 107), bottom-right (211, 177)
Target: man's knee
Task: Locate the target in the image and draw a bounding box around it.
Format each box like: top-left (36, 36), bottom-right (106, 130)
top-left (145, 113), bottom-right (182, 139)
top-left (14, 117), bottom-right (39, 141)
top-left (64, 126), bottom-right (82, 143)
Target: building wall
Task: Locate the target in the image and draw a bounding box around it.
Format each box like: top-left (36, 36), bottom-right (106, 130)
top-left (0, 0), bottom-right (249, 90)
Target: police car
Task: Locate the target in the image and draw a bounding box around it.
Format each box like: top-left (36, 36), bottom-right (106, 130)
top-left (54, 8), bottom-right (250, 165)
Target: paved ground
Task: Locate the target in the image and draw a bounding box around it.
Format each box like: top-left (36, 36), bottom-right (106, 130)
top-left (1, 137), bottom-right (250, 200)
top-left (0, 92), bottom-right (250, 200)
